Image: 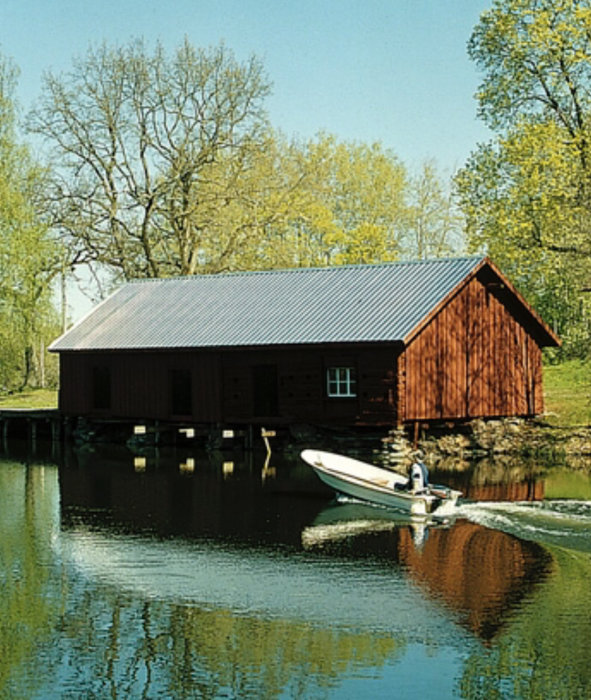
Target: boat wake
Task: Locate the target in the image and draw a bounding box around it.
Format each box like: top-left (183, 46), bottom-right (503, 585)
top-left (307, 496), bottom-right (591, 553)
top-left (454, 499), bottom-right (591, 553)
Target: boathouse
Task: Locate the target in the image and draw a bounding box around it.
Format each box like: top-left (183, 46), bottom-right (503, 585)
top-left (49, 257), bottom-right (559, 429)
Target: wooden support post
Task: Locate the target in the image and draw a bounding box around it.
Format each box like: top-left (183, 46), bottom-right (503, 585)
top-left (246, 424), bottom-right (254, 450)
top-left (50, 418), bottom-right (61, 459)
top-left (396, 351), bottom-right (407, 426)
top-left (51, 418), bottom-right (60, 444)
top-left (261, 427), bottom-right (275, 456)
top-left (64, 417), bottom-right (72, 442)
top-left (413, 420), bottom-right (419, 449)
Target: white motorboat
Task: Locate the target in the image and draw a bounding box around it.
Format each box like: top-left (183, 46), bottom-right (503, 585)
top-left (301, 449), bottom-right (461, 518)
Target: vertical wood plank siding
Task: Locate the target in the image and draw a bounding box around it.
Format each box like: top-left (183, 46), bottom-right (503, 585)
top-left (402, 276), bottom-right (544, 422)
top-left (59, 345), bottom-right (400, 426)
top-left (59, 351), bottom-right (223, 421)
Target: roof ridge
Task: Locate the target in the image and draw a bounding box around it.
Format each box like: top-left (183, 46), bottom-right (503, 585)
top-left (127, 256), bottom-right (484, 285)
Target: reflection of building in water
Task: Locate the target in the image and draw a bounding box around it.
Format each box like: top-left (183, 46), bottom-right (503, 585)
top-left (302, 501), bottom-right (554, 643)
top-left (58, 447), bottom-right (323, 545)
top-left (397, 521), bottom-right (553, 641)
top-left (464, 480), bottom-right (544, 502)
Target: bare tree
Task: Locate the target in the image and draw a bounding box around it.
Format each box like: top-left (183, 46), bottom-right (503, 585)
top-left (28, 38), bottom-right (272, 280)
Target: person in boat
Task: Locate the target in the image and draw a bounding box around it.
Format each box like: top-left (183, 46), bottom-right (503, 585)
top-left (409, 451), bottom-right (429, 492)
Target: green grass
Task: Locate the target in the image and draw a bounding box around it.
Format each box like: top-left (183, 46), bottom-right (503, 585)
top-left (0, 389), bottom-right (58, 409)
top-left (544, 359), bottom-right (591, 427)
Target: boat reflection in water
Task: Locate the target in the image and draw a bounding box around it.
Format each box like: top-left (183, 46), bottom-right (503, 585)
top-left (302, 500), bottom-right (553, 642)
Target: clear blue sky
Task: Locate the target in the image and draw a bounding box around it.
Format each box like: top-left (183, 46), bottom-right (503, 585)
top-left (2, 0), bottom-right (492, 173)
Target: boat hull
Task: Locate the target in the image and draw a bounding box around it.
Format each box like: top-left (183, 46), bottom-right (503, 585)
top-left (301, 449), bottom-right (460, 518)
top-left (311, 462), bottom-right (430, 516)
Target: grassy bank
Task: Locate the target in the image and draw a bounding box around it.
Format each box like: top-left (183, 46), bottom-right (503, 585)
top-left (543, 359), bottom-right (591, 428)
top-left (0, 389), bottom-right (58, 410)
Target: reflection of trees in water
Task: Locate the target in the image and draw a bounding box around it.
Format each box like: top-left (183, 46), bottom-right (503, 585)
top-left (55, 588), bottom-right (402, 699)
top-left (459, 548), bottom-right (591, 699)
top-left (5, 450), bottom-right (590, 697)
top-left (0, 464), bottom-right (63, 698)
top-left (2, 460), bottom-right (402, 698)
top-left (398, 521), bottom-right (553, 642)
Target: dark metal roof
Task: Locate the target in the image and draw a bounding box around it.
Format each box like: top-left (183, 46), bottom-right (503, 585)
top-left (50, 257), bottom-right (491, 352)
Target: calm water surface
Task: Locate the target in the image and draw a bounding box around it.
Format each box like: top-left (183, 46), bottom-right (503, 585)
top-left (2, 441), bottom-right (591, 699)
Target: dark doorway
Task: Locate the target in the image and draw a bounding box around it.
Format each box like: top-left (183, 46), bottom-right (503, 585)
top-left (171, 368), bottom-right (193, 416)
top-left (92, 366), bottom-right (111, 410)
top-left (252, 365), bottom-right (279, 417)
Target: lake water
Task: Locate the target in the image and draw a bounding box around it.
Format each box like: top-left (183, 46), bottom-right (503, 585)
top-left (2, 440), bottom-right (591, 699)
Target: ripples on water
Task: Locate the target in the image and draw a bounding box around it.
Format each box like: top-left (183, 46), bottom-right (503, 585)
top-left (61, 527), bottom-right (462, 642)
top-left (2, 447), bottom-right (591, 698)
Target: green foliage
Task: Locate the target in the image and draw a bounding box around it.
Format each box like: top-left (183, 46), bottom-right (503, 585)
top-left (0, 53), bottom-right (61, 393)
top-left (404, 160), bottom-right (465, 259)
top-left (190, 134), bottom-right (463, 271)
top-left (457, 0), bottom-right (591, 357)
top-left (290, 134), bottom-right (408, 266)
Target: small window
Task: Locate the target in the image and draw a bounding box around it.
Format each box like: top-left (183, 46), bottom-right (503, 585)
top-left (327, 367), bottom-right (357, 398)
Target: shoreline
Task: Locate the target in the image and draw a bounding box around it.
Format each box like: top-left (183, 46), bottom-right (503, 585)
top-left (379, 419), bottom-right (591, 472)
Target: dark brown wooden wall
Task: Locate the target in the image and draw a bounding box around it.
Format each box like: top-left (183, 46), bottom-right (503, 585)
top-left (221, 345), bottom-right (398, 425)
top-left (402, 275), bottom-right (544, 422)
top-left (59, 350), bottom-right (223, 421)
top-left (58, 344), bottom-right (399, 426)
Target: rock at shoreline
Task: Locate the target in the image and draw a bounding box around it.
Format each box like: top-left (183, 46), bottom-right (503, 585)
top-left (378, 418), bottom-right (591, 471)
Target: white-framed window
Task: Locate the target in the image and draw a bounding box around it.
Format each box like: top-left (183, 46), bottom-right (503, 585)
top-left (326, 367), bottom-right (357, 397)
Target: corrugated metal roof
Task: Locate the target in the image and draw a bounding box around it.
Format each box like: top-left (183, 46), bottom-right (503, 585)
top-left (50, 257), bottom-right (486, 352)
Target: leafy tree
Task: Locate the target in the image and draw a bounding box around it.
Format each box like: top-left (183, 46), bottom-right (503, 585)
top-left (179, 131), bottom-right (310, 273)
top-left (203, 132), bottom-right (414, 272)
top-left (292, 134), bottom-right (408, 266)
top-left (0, 53), bottom-right (60, 391)
top-left (26, 36), bottom-right (465, 318)
top-left (456, 0), bottom-right (591, 356)
top-left (403, 160), bottom-right (464, 260)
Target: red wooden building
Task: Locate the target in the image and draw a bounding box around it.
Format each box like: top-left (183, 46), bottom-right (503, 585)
top-left (49, 257), bottom-right (559, 428)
